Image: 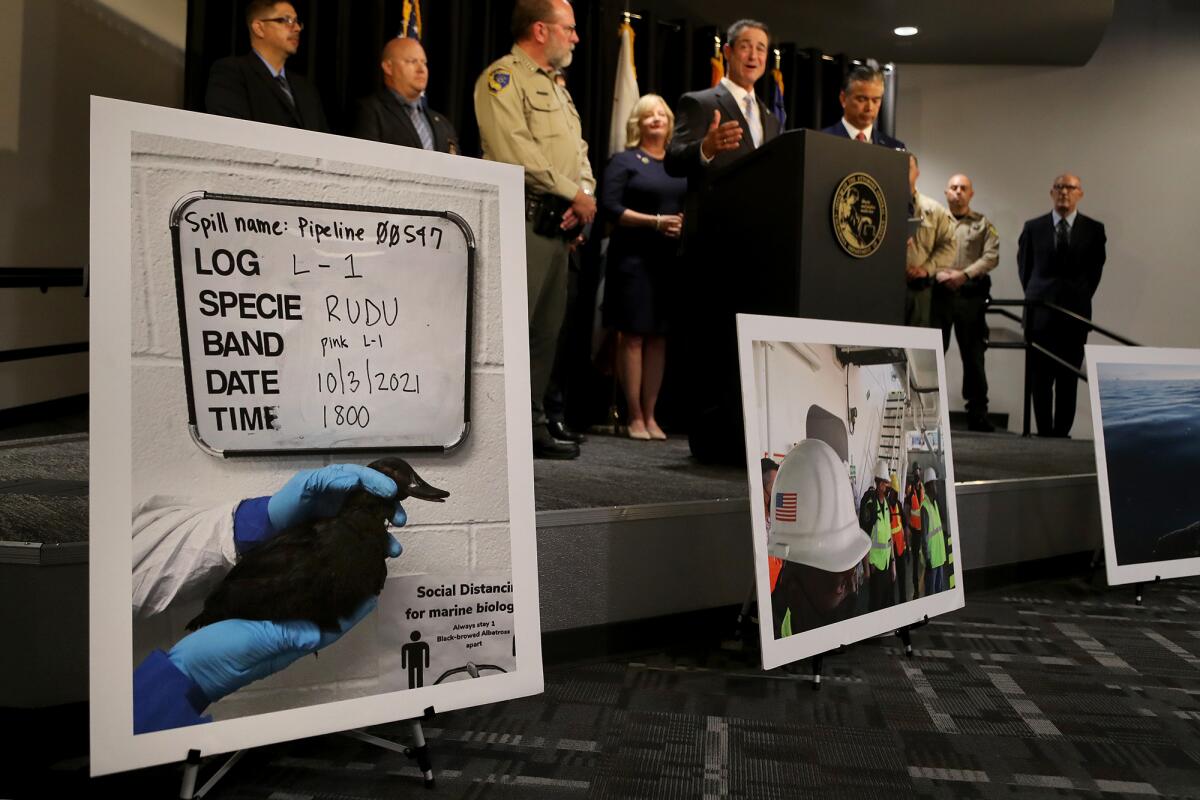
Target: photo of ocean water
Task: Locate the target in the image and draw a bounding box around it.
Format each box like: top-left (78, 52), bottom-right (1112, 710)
top-left (1098, 363), bottom-right (1200, 565)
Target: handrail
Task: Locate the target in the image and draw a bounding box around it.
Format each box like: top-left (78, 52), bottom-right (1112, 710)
top-left (0, 267), bottom-right (86, 291)
top-left (1, 268), bottom-right (89, 364)
top-left (988, 298), bottom-right (1139, 347)
top-left (985, 297), bottom-right (1139, 437)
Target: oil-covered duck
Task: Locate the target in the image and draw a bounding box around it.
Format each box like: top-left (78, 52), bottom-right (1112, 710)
top-left (186, 457), bottom-right (448, 632)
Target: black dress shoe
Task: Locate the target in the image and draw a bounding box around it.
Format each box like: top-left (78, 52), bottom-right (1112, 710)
top-left (533, 431), bottom-right (580, 459)
top-left (967, 416), bottom-right (996, 433)
top-left (546, 419), bottom-right (586, 443)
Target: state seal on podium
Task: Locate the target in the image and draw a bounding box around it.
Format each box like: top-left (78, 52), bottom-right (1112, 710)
top-left (832, 173), bottom-right (887, 258)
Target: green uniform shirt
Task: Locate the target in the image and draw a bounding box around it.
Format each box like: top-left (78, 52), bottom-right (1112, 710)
top-left (473, 44), bottom-right (595, 201)
top-left (923, 496), bottom-right (947, 569)
top-left (868, 499), bottom-right (893, 571)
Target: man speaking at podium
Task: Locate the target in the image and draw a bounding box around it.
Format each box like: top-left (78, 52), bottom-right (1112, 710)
top-left (665, 19), bottom-right (782, 239)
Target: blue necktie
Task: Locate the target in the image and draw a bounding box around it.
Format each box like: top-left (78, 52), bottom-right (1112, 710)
top-left (275, 74), bottom-right (295, 108)
top-left (407, 101), bottom-right (435, 150)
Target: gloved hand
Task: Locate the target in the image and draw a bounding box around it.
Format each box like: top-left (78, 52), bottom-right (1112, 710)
top-left (267, 464), bottom-right (408, 532)
top-left (167, 596), bottom-right (380, 704)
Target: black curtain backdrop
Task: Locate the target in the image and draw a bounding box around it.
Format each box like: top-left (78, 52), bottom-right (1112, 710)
top-left (184, 0), bottom-right (888, 431)
top-left (183, 1), bottom-right (889, 161)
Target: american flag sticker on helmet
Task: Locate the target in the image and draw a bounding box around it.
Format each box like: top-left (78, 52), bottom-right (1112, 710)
top-left (775, 491), bottom-right (797, 522)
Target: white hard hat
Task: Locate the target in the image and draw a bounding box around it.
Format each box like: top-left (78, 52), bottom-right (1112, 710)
top-left (923, 466), bottom-right (937, 483)
top-left (768, 439), bottom-right (871, 572)
top-left (874, 459), bottom-right (890, 483)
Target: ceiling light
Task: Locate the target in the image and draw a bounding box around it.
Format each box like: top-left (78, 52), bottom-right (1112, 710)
top-left (894, 26), bottom-right (919, 37)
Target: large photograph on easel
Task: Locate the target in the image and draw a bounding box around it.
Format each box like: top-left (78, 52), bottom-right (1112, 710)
top-left (737, 314), bottom-right (965, 670)
top-left (90, 98), bottom-right (541, 775)
top-left (1088, 345), bottom-right (1200, 586)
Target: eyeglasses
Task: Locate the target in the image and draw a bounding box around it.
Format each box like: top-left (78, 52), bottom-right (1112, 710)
top-left (260, 16), bottom-right (303, 30)
top-left (398, 57), bottom-right (428, 67)
top-left (543, 21), bottom-right (577, 34)
top-left (1053, 184), bottom-right (1081, 192)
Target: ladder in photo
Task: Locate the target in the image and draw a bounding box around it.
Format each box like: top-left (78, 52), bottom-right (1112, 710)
top-left (877, 389), bottom-right (907, 479)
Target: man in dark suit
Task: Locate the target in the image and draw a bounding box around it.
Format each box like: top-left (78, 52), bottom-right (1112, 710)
top-left (1018, 173), bottom-right (1106, 437)
top-left (820, 65), bottom-right (904, 149)
top-left (664, 18), bottom-right (782, 239)
top-left (205, 0), bottom-right (329, 133)
top-left (352, 37), bottom-right (458, 154)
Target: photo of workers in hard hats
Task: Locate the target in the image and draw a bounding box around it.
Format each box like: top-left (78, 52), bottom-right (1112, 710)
top-left (737, 315), bottom-right (965, 669)
top-left (1087, 346), bottom-right (1200, 586)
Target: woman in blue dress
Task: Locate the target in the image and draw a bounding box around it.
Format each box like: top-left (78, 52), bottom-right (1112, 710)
top-left (600, 94), bottom-right (687, 440)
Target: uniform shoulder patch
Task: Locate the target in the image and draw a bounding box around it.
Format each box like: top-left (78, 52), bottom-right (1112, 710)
top-left (488, 68), bottom-right (512, 94)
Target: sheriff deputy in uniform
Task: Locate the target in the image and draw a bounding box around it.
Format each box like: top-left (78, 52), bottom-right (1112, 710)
top-left (474, 0), bottom-right (596, 460)
top-left (935, 173), bottom-right (1000, 432)
top-left (905, 152), bottom-right (957, 328)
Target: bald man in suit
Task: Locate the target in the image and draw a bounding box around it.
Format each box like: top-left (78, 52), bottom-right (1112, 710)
top-left (352, 37), bottom-right (458, 154)
top-left (1018, 173), bottom-right (1107, 437)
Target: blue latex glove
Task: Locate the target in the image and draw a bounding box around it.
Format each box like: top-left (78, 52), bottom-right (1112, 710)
top-left (167, 596), bottom-right (381, 704)
top-left (267, 464), bottom-right (408, 531)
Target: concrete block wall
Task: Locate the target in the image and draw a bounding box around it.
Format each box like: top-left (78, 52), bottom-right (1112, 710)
top-left (128, 132), bottom-right (511, 720)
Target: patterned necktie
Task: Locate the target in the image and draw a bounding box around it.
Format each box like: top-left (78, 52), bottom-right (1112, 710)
top-left (1055, 218), bottom-right (1070, 252)
top-left (855, 131), bottom-right (867, 142)
top-left (407, 101), bottom-right (435, 150)
top-left (275, 74), bottom-right (295, 108)
top-left (743, 95), bottom-right (761, 148)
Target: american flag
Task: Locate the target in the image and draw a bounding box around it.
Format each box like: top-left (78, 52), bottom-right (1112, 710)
top-left (774, 492), bottom-right (797, 523)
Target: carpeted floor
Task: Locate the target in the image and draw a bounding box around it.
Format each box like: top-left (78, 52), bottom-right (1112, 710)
top-left (18, 573), bottom-right (1198, 799)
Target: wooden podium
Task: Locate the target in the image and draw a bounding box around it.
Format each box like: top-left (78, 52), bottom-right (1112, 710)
top-left (674, 129), bottom-right (910, 462)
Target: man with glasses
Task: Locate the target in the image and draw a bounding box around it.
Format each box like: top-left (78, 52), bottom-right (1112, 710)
top-left (1017, 174), bottom-right (1107, 437)
top-left (352, 37), bottom-right (458, 153)
top-left (205, 0), bottom-right (329, 132)
top-left (474, 0), bottom-right (596, 460)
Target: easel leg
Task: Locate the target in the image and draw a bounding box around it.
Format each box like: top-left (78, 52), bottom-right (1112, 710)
top-left (733, 579), bottom-right (755, 642)
top-left (811, 653), bottom-right (823, 691)
top-left (346, 718), bottom-right (435, 789)
top-left (897, 626), bottom-right (913, 658)
top-left (1088, 548), bottom-right (1102, 581)
top-left (179, 748), bottom-right (245, 799)
top-left (408, 719), bottom-right (435, 789)
top-left (179, 748), bottom-right (201, 800)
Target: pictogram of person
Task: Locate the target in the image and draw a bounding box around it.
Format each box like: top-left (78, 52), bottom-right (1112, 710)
top-left (402, 630), bottom-right (431, 688)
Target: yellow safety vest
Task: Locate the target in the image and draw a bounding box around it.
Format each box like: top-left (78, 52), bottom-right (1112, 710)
top-left (923, 497), bottom-right (946, 568)
top-left (868, 499), bottom-right (892, 571)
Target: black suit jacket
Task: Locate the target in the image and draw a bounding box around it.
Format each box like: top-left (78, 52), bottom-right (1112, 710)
top-left (351, 89), bottom-right (459, 154)
top-left (1017, 212), bottom-right (1106, 332)
top-left (819, 120), bottom-right (905, 150)
top-left (205, 53), bottom-right (329, 133)
top-left (664, 83), bottom-right (781, 244)
top-left (665, 83), bottom-right (782, 186)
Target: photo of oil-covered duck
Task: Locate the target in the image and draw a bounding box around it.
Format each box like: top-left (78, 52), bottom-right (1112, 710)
top-left (186, 457), bottom-right (449, 632)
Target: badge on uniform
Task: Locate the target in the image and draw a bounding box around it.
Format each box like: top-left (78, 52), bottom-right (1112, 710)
top-left (488, 69), bottom-right (511, 94)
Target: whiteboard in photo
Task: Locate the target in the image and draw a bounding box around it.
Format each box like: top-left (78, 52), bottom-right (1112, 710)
top-left (171, 192), bottom-right (474, 455)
